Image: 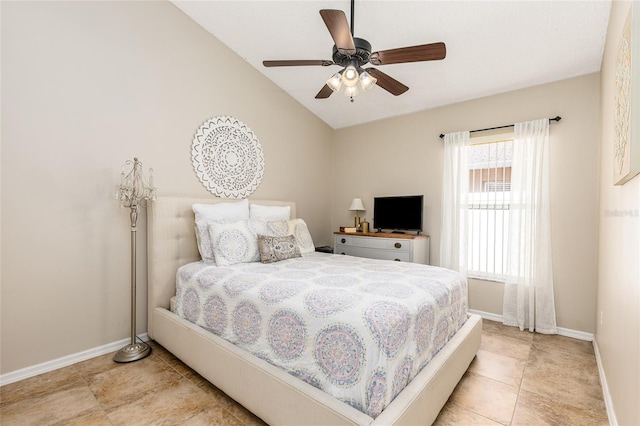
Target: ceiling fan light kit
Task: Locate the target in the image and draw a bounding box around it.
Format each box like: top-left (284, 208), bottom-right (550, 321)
top-left (262, 1), bottom-right (446, 101)
top-left (326, 63), bottom-right (377, 98)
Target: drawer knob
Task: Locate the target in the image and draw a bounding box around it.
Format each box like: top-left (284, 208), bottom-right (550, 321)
top-left (394, 242), bottom-right (402, 249)
top-left (341, 238), bottom-right (346, 244)
top-left (394, 258), bottom-right (401, 262)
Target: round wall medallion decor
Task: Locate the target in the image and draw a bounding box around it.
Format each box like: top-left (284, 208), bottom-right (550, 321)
top-left (191, 116), bottom-right (265, 198)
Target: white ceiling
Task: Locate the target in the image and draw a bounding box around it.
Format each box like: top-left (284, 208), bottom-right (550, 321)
top-left (172, 1), bottom-right (611, 129)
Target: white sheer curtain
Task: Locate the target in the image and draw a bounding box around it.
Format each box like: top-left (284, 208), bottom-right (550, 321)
top-left (502, 119), bottom-right (557, 333)
top-left (439, 131), bottom-right (470, 275)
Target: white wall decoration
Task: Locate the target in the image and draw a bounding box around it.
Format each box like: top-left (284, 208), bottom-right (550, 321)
top-left (614, 4), bottom-right (640, 185)
top-left (192, 116), bottom-right (265, 198)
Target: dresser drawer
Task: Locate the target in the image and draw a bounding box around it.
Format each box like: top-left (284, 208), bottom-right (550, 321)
top-left (336, 245), bottom-right (411, 262)
top-left (335, 235), bottom-right (410, 252)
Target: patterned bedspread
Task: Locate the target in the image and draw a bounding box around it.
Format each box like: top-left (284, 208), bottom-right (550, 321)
top-left (174, 252), bottom-right (468, 418)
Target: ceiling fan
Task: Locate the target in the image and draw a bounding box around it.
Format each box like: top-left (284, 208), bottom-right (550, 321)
top-left (262, 0), bottom-right (446, 100)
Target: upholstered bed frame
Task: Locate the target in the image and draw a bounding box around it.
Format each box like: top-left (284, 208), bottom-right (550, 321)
top-left (147, 195), bottom-right (482, 425)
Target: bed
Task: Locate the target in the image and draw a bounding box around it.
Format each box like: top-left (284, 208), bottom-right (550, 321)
top-left (147, 195), bottom-right (482, 425)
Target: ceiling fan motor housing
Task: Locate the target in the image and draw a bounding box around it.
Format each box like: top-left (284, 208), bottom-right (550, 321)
top-left (332, 37), bottom-right (372, 67)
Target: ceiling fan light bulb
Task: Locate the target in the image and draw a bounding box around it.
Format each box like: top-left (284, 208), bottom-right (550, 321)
top-left (344, 85), bottom-right (359, 97)
top-left (359, 71), bottom-right (377, 91)
top-left (326, 73), bottom-right (343, 92)
top-left (342, 65), bottom-right (359, 87)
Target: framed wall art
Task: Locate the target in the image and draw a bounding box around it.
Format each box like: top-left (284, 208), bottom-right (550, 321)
top-left (192, 116), bottom-right (265, 198)
top-left (614, 3), bottom-right (640, 185)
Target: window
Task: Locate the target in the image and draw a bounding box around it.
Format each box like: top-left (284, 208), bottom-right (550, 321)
top-left (467, 137), bottom-right (513, 280)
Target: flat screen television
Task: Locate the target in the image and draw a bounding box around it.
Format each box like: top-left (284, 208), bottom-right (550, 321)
top-left (373, 195), bottom-right (424, 234)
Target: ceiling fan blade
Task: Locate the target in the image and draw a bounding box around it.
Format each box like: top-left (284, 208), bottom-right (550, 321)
top-left (369, 42), bottom-right (446, 66)
top-left (315, 84), bottom-right (334, 99)
top-left (365, 68), bottom-right (409, 96)
top-left (319, 10), bottom-right (356, 55)
top-left (263, 60), bottom-right (334, 67)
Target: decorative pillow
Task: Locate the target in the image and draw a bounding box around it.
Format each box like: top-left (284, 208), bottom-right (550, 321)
top-left (193, 199), bottom-right (249, 262)
top-left (248, 219), bottom-right (269, 237)
top-left (249, 204), bottom-right (291, 221)
top-left (208, 220), bottom-right (259, 266)
top-left (257, 234), bottom-right (301, 263)
top-left (267, 218), bottom-right (315, 254)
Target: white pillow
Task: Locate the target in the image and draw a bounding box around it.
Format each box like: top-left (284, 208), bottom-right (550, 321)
top-left (248, 219), bottom-right (269, 237)
top-left (249, 204), bottom-right (291, 221)
top-left (208, 220), bottom-right (260, 266)
top-left (193, 199), bottom-right (249, 262)
top-left (268, 218), bottom-right (315, 254)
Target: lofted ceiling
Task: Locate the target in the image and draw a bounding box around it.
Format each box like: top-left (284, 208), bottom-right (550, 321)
top-left (172, 1), bottom-right (611, 129)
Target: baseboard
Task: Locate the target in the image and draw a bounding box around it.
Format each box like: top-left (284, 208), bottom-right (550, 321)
top-left (556, 327), bottom-right (594, 342)
top-left (468, 309), bottom-right (595, 341)
top-left (593, 339), bottom-right (618, 425)
top-left (0, 333), bottom-right (149, 387)
top-left (468, 309), bottom-right (503, 323)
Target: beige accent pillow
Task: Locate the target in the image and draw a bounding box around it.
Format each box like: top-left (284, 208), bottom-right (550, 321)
top-left (257, 234), bottom-right (301, 263)
top-left (267, 219), bottom-right (315, 254)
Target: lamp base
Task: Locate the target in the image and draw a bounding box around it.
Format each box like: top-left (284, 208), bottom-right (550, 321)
top-left (113, 341), bottom-right (151, 363)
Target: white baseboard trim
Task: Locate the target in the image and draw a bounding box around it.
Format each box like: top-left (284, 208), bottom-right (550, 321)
top-left (556, 327), bottom-right (594, 342)
top-left (0, 333), bottom-right (149, 387)
top-left (469, 309), bottom-right (503, 323)
top-left (468, 309), bottom-right (595, 341)
top-left (593, 339), bottom-right (617, 426)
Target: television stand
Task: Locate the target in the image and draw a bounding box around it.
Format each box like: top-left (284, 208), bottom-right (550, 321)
top-left (391, 230), bottom-right (405, 234)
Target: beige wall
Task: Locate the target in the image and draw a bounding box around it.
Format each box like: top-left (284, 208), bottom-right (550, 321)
top-left (331, 73), bottom-right (601, 333)
top-left (597, 1), bottom-right (640, 424)
top-left (1, 1), bottom-right (333, 374)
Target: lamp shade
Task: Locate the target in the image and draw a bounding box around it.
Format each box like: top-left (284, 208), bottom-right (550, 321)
top-left (342, 65), bottom-right (359, 87)
top-left (349, 198), bottom-right (365, 211)
top-left (359, 70), bottom-right (377, 92)
top-left (326, 72), bottom-right (343, 92)
top-left (343, 85), bottom-right (359, 97)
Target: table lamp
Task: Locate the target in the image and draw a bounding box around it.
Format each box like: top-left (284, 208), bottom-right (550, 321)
top-left (349, 198), bottom-right (365, 229)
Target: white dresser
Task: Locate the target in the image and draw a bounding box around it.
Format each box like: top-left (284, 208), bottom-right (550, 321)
top-left (334, 232), bottom-right (430, 264)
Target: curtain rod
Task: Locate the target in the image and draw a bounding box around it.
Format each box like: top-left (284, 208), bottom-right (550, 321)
top-left (438, 116), bottom-right (561, 139)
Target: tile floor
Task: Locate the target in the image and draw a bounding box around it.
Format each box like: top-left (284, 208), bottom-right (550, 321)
top-left (0, 320), bottom-right (609, 425)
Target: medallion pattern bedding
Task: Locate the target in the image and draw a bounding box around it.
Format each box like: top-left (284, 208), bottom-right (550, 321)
top-left (174, 252), bottom-right (468, 418)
